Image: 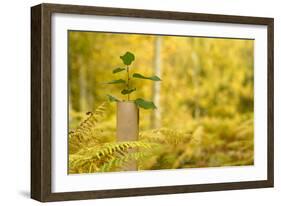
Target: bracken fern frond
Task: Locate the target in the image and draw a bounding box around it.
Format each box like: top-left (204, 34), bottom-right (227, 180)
top-left (69, 140), bottom-right (156, 174)
top-left (68, 102), bottom-right (109, 154)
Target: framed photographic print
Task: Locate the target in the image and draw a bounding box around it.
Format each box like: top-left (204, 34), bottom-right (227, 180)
top-left (31, 3), bottom-right (274, 202)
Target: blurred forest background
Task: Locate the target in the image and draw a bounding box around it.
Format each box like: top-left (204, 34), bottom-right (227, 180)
top-left (68, 31), bottom-right (254, 174)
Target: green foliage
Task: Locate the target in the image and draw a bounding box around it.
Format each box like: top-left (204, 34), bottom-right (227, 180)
top-left (108, 51), bottom-right (161, 109)
top-left (120, 51), bottom-right (135, 65)
top-left (113, 67), bottom-right (126, 73)
top-left (135, 98), bottom-right (157, 110)
top-left (106, 79), bottom-right (126, 84)
top-left (132, 73), bottom-right (161, 81)
top-left (121, 88), bottom-right (136, 95)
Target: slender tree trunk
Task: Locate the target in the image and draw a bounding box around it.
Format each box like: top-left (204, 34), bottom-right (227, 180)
top-left (79, 57), bottom-right (88, 113)
top-left (151, 36), bottom-right (162, 129)
top-left (86, 63), bottom-right (94, 111)
top-left (69, 95), bottom-right (73, 123)
top-left (191, 40), bottom-right (201, 119)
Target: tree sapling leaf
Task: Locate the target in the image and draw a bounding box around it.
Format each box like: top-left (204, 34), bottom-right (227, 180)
top-left (120, 51), bottom-right (135, 65)
top-left (121, 88), bottom-right (136, 95)
top-left (132, 73), bottom-right (161, 81)
top-left (106, 79), bottom-right (126, 84)
top-left (113, 68), bottom-right (126, 73)
top-left (135, 98), bottom-right (157, 109)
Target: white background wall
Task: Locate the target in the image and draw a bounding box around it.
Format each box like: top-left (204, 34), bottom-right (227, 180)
top-left (0, 0), bottom-right (279, 205)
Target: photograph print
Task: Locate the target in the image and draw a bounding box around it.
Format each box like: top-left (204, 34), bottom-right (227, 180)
top-left (68, 31), bottom-right (254, 174)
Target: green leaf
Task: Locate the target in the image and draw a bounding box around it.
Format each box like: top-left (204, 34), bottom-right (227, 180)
top-left (106, 79), bottom-right (126, 84)
top-left (107, 94), bottom-right (120, 102)
top-left (135, 98), bottom-right (157, 109)
top-left (132, 73), bottom-right (161, 81)
top-left (120, 51), bottom-right (135, 65)
top-left (113, 67), bottom-right (125, 74)
top-left (121, 88), bottom-right (136, 95)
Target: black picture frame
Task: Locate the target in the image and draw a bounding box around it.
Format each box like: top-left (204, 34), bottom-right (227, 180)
top-left (31, 3), bottom-right (274, 202)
